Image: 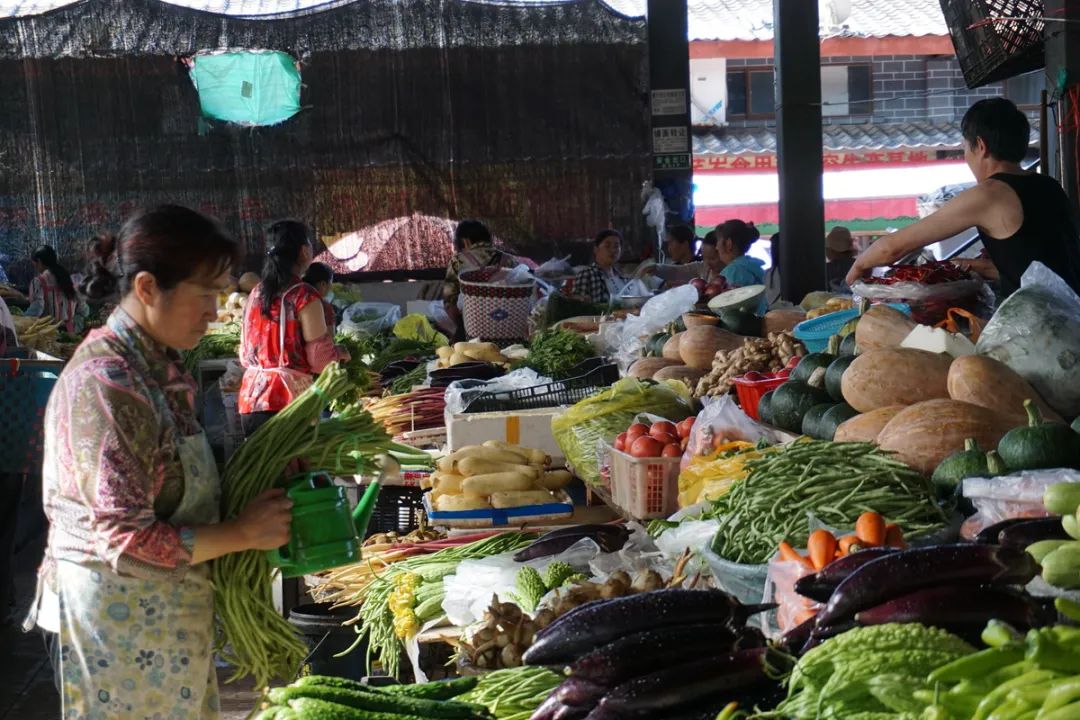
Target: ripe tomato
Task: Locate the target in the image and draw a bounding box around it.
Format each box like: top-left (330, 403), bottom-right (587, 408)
top-left (649, 421), bottom-right (678, 440)
top-left (652, 432), bottom-right (678, 447)
top-left (629, 436), bottom-right (663, 458)
top-left (676, 416), bottom-right (696, 440)
top-left (661, 443), bottom-right (682, 458)
top-left (614, 432), bottom-right (628, 452)
top-left (626, 423), bottom-right (650, 442)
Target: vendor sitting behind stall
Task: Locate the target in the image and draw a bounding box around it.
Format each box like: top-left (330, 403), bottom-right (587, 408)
top-left (651, 225), bottom-right (707, 287)
top-left (442, 219), bottom-right (520, 339)
top-left (27, 246), bottom-right (88, 333)
top-left (700, 230), bottom-right (727, 283)
top-left (846, 98), bottom-right (1080, 296)
top-left (302, 261), bottom-right (339, 330)
top-left (239, 220), bottom-right (349, 437)
top-left (573, 229), bottom-right (631, 305)
top-left (826, 227), bottom-right (857, 292)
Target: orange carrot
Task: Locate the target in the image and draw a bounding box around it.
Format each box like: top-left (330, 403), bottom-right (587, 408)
top-left (838, 534), bottom-right (863, 556)
top-left (778, 541), bottom-right (814, 569)
top-left (884, 523), bottom-right (907, 549)
top-left (793, 607), bottom-right (817, 626)
top-left (855, 511), bottom-right (887, 547)
top-left (807, 529), bottom-right (839, 570)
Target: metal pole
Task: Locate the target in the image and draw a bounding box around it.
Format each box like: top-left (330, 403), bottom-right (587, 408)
top-left (1044, 0), bottom-right (1080, 212)
top-left (774, 0), bottom-right (827, 301)
top-left (647, 0), bottom-right (693, 255)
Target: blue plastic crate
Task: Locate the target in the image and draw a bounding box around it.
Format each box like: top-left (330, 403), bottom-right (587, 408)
top-left (0, 361), bottom-right (60, 474)
top-left (794, 303), bottom-right (911, 352)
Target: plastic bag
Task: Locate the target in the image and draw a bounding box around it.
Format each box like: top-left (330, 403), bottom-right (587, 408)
top-left (341, 302), bottom-right (401, 335)
top-left (961, 469), bottom-right (1080, 539)
top-left (444, 368), bottom-right (554, 415)
top-left (683, 395), bottom-right (778, 464)
top-left (765, 553), bottom-right (819, 637)
top-left (975, 262), bottom-right (1080, 419)
top-left (678, 445), bottom-right (772, 508)
top-left (393, 313), bottom-right (449, 347)
top-left (610, 285), bottom-right (698, 371)
top-left (852, 276), bottom-right (985, 325)
top-left (552, 377), bottom-right (693, 487)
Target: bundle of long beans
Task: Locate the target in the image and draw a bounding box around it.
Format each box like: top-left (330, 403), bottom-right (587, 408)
top-left (366, 386), bottom-right (446, 436)
top-left (336, 532), bottom-right (537, 678)
top-left (212, 363), bottom-right (409, 687)
top-left (182, 322), bottom-right (240, 373)
top-left (456, 666), bottom-right (564, 720)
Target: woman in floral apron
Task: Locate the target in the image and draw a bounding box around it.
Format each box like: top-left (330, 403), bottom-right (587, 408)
top-left (24, 205), bottom-right (294, 720)
top-left (238, 220), bottom-right (349, 438)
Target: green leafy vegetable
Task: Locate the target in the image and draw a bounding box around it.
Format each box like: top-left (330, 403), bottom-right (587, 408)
top-left (183, 323), bottom-right (241, 373)
top-left (523, 327), bottom-right (596, 379)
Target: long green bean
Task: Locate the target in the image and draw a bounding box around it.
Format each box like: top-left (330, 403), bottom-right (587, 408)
top-left (708, 440), bottom-right (948, 564)
top-left (456, 666), bottom-right (564, 720)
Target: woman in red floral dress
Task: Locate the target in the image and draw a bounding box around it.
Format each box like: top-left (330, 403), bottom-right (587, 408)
top-left (238, 221), bottom-right (349, 437)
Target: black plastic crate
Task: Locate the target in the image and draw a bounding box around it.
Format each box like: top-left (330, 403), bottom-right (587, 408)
top-left (363, 485), bottom-right (425, 537)
top-left (463, 359), bottom-right (618, 413)
top-left (940, 0), bottom-right (1045, 88)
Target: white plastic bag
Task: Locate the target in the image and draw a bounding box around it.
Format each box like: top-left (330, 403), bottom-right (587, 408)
top-left (340, 302), bottom-right (402, 335)
top-left (613, 285), bottom-right (699, 371)
top-left (683, 395), bottom-right (778, 469)
top-left (976, 262), bottom-right (1080, 418)
top-left (443, 368), bottom-right (554, 415)
top-left (961, 468), bottom-right (1080, 539)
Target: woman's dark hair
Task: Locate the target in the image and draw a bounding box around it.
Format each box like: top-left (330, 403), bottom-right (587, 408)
top-left (32, 246), bottom-right (76, 300)
top-left (302, 261), bottom-right (334, 287)
top-left (961, 98), bottom-right (1029, 163)
top-left (454, 219), bottom-right (492, 252)
top-left (701, 230), bottom-right (719, 248)
top-left (260, 219), bottom-right (312, 315)
top-left (666, 225), bottom-right (696, 246)
top-left (770, 233), bottom-right (781, 267)
top-left (593, 229), bottom-right (622, 247)
top-left (82, 205), bottom-right (240, 301)
top-left (718, 220), bottom-right (761, 255)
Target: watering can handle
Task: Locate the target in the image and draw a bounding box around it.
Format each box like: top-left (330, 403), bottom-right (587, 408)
top-left (353, 477), bottom-right (382, 538)
top-left (266, 542), bottom-right (292, 571)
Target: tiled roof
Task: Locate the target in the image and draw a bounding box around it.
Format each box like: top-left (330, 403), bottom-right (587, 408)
top-left (694, 120), bottom-right (1022, 155)
top-left (604, 0), bottom-right (948, 41)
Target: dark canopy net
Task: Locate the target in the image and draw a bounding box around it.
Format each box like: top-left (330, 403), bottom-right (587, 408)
top-left (0, 0), bottom-right (649, 280)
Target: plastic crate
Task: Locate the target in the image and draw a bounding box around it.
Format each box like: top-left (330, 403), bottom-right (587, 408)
top-left (0, 359), bottom-right (61, 475)
top-left (940, 0), bottom-right (1045, 89)
top-left (363, 485), bottom-right (425, 538)
top-left (732, 374), bottom-right (788, 421)
top-left (794, 303), bottom-right (911, 352)
top-left (463, 360), bottom-right (618, 413)
top-left (609, 447), bottom-right (680, 520)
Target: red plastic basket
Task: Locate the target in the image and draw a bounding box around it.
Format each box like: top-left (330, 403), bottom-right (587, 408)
top-left (732, 374), bottom-right (787, 421)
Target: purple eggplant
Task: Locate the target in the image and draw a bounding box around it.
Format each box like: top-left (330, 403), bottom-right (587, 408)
top-left (570, 624), bottom-right (740, 686)
top-left (554, 678), bottom-right (606, 708)
top-left (793, 548), bottom-right (897, 602)
top-left (530, 694), bottom-right (591, 720)
top-left (513, 525), bottom-right (630, 562)
top-left (975, 517), bottom-right (1032, 544)
top-left (593, 649), bottom-right (769, 717)
top-left (815, 544), bottom-right (1039, 628)
top-left (523, 590), bottom-right (774, 667)
top-left (997, 517), bottom-right (1069, 548)
top-left (854, 584), bottom-right (1055, 632)
top-left (779, 615), bottom-right (817, 654)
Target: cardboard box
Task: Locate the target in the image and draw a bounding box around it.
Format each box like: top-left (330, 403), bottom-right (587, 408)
top-left (445, 407), bottom-right (565, 463)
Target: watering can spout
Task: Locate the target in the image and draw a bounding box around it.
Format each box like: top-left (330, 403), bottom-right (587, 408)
top-left (352, 479), bottom-right (381, 539)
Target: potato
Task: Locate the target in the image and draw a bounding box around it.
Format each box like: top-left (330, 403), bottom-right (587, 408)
top-left (489, 490), bottom-right (558, 508)
top-left (462, 472), bottom-right (536, 496)
top-left (435, 494), bottom-right (491, 512)
top-left (458, 457), bottom-right (539, 480)
top-left (539, 470), bottom-right (573, 491)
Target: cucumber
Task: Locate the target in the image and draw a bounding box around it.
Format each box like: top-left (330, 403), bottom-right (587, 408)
top-left (382, 676), bottom-right (478, 700)
top-left (273, 683), bottom-right (486, 718)
top-left (1040, 543), bottom-right (1080, 589)
top-left (1027, 539), bottom-right (1075, 564)
top-left (1046, 483), bottom-right (1080, 516)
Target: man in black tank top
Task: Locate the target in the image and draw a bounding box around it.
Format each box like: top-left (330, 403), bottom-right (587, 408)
top-left (847, 98), bottom-right (1080, 298)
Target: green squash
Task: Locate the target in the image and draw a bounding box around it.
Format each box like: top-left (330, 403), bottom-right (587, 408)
top-left (820, 403), bottom-right (859, 440)
top-left (825, 354), bottom-right (856, 403)
top-left (771, 372), bottom-right (831, 433)
top-left (644, 331), bottom-right (671, 358)
top-left (997, 399), bottom-right (1080, 472)
top-left (802, 403), bottom-right (838, 439)
top-left (719, 308), bottom-right (761, 337)
top-left (932, 438), bottom-right (990, 497)
top-left (838, 332), bottom-right (858, 357)
top-left (793, 335), bottom-right (840, 384)
top-left (757, 390), bottom-right (777, 426)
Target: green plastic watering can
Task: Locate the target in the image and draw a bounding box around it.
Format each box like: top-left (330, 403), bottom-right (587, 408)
top-left (266, 471), bottom-right (381, 578)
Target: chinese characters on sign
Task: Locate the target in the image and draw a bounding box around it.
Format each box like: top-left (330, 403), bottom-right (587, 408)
top-left (652, 126), bottom-right (690, 154)
top-left (651, 88), bottom-right (687, 117)
top-left (654, 154), bottom-right (692, 170)
top-left (693, 150), bottom-right (936, 172)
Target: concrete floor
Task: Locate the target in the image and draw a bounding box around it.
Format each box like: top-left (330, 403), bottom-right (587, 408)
top-left (2, 535), bottom-right (262, 720)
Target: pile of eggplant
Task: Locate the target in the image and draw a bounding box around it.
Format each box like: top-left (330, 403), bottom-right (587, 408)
top-left (784, 543), bottom-right (1053, 654)
top-left (513, 524), bottom-right (631, 562)
top-left (523, 589), bottom-right (781, 719)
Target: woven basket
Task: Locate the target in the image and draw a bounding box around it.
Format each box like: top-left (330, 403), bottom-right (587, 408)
top-left (460, 267), bottom-right (535, 341)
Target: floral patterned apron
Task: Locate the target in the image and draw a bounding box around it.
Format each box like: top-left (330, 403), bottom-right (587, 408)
top-left (55, 429), bottom-right (223, 720)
